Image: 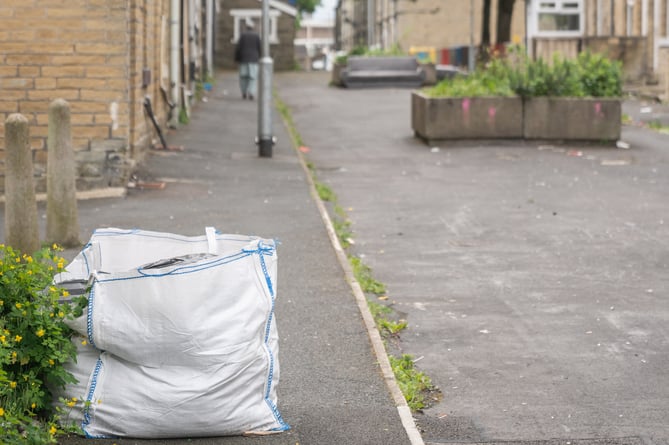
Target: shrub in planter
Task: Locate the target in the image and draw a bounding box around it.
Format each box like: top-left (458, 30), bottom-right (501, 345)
top-left (425, 47), bottom-right (623, 100)
top-left (576, 51), bottom-right (623, 97)
top-left (414, 48), bottom-right (623, 142)
top-left (507, 50), bottom-right (622, 99)
top-left (413, 56), bottom-right (523, 141)
top-left (0, 244), bottom-right (78, 444)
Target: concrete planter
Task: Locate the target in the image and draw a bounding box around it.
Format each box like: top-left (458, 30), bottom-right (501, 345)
top-left (411, 92), bottom-right (523, 142)
top-left (331, 62), bottom-right (344, 87)
top-left (412, 92), bottom-right (622, 143)
top-left (420, 63), bottom-right (437, 86)
top-left (523, 97), bottom-right (621, 141)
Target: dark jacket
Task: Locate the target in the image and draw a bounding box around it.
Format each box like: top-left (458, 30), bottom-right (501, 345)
top-left (234, 31), bottom-right (261, 64)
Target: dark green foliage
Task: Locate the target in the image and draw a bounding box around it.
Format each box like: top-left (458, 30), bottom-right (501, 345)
top-left (295, 0), bottom-right (320, 14)
top-left (427, 46), bottom-right (622, 99)
top-left (577, 51), bottom-right (623, 97)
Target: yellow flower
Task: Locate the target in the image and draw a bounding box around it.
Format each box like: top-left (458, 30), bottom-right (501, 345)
top-left (81, 340), bottom-right (88, 346)
top-left (0, 407), bottom-right (4, 417)
top-left (62, 290), bottom-right (70, 297)
top-left (36, 328), bottom-right (45, 337)
top-left (58, 310), bottom-right (65, 318)
top-left (52, 243), bottom-right (59, 250)
top-left (15, 302), bottom-right (22, 309)
top-left (14, 335), bottom-right (22, 342)
top-left (57, 261), bottom-right (65, 270)
top-left (15, 257), bottom-right (20, 263)
top-left (31, 403), bottom-right (36, 409)
top-left (49, 359), bottom-right (55, 366)
top-left (25, 256), bottom-right (33, 263)
top-left (50, 425), bottom-right (57, 435)
top-left (0, 335), bottom-right (5, 344)
top-left (0, 300), bottom-right (3, 306)
top-left (66, 397), bottom-right (77, 407)
top-left (9, 381), bottom-right (17, 389)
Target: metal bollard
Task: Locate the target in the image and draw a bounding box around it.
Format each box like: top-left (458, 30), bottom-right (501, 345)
top-left (47, 98), bottom-right (80, 247)
top-left (4, 113), bottom-right (40, 254)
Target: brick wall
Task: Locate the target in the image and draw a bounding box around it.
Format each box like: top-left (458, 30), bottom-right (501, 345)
top-left (0, 0), bottom-right (170, 193)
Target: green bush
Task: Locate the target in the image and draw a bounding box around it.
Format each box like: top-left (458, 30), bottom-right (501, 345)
top-left (576, 51), bottom-right (623, 97)
top-left (427, 47), bottom-right (622, 99)
top-left (1, 244), bottom-right (78, 444)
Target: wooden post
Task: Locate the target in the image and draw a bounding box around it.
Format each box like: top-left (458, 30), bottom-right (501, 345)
top-left (4, 114), bottom-right (40, 254)
top-left (47, 98), bottom-right (80, 248)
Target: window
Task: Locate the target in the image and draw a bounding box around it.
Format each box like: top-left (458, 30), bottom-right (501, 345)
top-left (230, 9), bottom-right (281, 44)
top-left (533, 0), bottom-right (583, 37)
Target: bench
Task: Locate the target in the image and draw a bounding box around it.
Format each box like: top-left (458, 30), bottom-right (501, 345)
top-left (340, 56), bottom-right (426, 89)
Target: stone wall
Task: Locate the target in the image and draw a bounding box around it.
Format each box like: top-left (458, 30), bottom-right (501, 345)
top-left (362, 0), bottom-right (526, 52)
top-left (216, 0), bottom-right (296, 71)
top-left (585, 37), bottom-right (649, 83)
top-left (0, 0), bottom-right (169, 194)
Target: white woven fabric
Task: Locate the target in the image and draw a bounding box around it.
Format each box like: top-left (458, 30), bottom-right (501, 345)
top-left (53, 228), bottom-right (288, 438)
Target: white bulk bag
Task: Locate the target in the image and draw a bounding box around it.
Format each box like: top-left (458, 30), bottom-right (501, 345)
top-left (53, 228), bottom-right (288, 438)
top-left (57, 227), bottom-right (259, 280)
top-left (70, 240), bottom-right (277, 368)
top-left (56, 342), bottom-right (287, 438)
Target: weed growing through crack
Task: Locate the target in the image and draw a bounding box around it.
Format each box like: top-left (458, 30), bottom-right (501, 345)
top-left (275, 93), bottom-right (439, 410)
top-left (390, 355), bottom-right (436, 411)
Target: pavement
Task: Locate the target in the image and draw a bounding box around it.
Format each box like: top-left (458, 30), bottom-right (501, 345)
top-left (1, 70), bottom-right (668, 445)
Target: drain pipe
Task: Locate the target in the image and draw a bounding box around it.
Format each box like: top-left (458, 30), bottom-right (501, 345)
top-left (206, 0), bottom-right (214, 77)
top-left (169, 0), bottom-right (180, 128)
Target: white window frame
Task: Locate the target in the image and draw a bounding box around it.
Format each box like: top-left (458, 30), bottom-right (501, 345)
top-left (530, 0), bottom-right (584, 38)
top-left (230, 9), bottom-right (281, 44)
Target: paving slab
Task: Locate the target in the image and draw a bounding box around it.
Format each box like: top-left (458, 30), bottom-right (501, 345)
top-left (274, 71), bottom-right (669, 445)
top-left (0, 71), bottom-right (413, 445)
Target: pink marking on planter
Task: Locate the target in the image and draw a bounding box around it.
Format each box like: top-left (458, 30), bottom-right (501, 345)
top-left (488, 106), bottom-right (496, 126)
top-left (594, 102), bottom-right (602, 118)
top-left (462, 98), bottom-right (470, 125)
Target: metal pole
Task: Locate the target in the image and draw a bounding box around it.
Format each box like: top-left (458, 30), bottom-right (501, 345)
top-left (469, 0), bottom-right (475, 73)
top-left (258, 0), bottom-right (273, 157)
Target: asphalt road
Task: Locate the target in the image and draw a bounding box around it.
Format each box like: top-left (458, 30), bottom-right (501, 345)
top-left (275, 71), bottom-right (669, 445)
top-left (1, 70), bottom-right (667, 445)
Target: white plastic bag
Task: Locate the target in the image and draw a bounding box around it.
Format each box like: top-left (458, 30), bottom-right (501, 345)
top-left (53, 228), bottom-right (288, 438)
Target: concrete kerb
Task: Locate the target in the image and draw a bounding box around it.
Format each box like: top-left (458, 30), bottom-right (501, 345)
top-left (0, 187), bottom-right (127, 204)
top-left (275, 95), bottom-right (426, 445)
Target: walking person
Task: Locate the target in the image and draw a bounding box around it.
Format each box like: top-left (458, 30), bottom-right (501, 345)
top-left (234, 20), bottom-right (261, 100)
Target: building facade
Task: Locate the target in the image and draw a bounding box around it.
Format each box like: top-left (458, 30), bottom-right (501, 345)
top-left (336, 0), bottom-right (669, 93)
top-left (0, 0), bottom-right (217, 194)
top-left (216, 0), bottom-right (297, 71)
